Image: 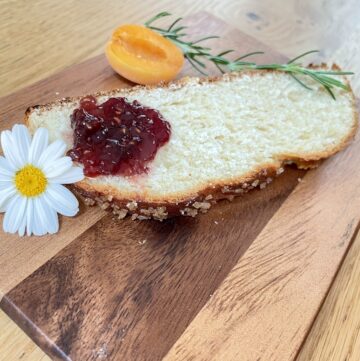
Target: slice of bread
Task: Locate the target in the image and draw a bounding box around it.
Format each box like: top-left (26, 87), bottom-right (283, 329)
top-left (25, 69), bottom-right (358, 220)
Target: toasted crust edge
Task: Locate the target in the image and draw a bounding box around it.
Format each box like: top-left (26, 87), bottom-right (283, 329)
top-left (24, 67), bottom-right (359, 220)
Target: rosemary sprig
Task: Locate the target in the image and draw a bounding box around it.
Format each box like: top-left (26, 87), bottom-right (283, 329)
top-left (145, 12), bottom-right (353, 99)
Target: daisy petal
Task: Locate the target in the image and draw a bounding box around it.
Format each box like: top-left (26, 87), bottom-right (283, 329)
top-left (50, 166), bottom-right (84, 184)
top-left (37, 140), bottom-right (67, 168)
top-left (18, 213), bottom-right (27, 237)
top-left (43, 156), bottom-right (73, 179)
top-left (44, 183), bottom-right (79, 217)
top-left (0, 174), bottom-right (12, 183)
top-left (0, 184), bottom-right (16, 212)
top-left (12, 124), bottom-right (31, 164)
top-left (32, 198), bottom-right (46, 236)
top-left (28, 128), bottom-right (49, 166)
top-left (33, 197), bottom-right (59, 235)
top-left (0, 156), bottom-right (16, 175)
top-left (26, 198), bottom-right (34, 236)
top-left (32, 205), bottom-right (44, 236)
top-left (1, 130), bottom-right (23, 169)
top-left (3, 195), bottom-right (27, 234)
top-left (45, 201), bottom-right (59, 234)
top-left (0, 200), bottom-right (10, 213)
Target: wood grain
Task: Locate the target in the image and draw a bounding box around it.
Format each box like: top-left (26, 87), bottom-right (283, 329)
top-left (295, 21), bottom-right (360, 361)
top-left (2, 0), bottom-right (360, 97)
top-left (0, 13), bottom-right (313, 360)
top-left (0, 10), bottom-right (284, 297)
top-left (164, 129), bottom-right (360, 361)
top-left (0, 311), bottom-right (49, 361)
top-left (297, 227), bottom-right (360, 361)
top-left (0, 204), bottom-right (105, 298)
top-left (1, 1), bottom-right (360, 360)
top-left (1, 172), bottom-right (303, 360)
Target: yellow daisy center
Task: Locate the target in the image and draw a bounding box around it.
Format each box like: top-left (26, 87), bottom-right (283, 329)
top-left (15, 165), bottom-right (47, 197)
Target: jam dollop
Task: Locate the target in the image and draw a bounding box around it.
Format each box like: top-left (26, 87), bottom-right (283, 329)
top-left (68, 96), bottom-right (171, 177)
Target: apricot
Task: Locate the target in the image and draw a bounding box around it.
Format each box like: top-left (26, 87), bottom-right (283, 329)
top-left (105, 24), bottom-right (184, 85)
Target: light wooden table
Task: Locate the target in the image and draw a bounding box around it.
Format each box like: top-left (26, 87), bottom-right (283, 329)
top-left (1, 1), bottom-right (360, 360)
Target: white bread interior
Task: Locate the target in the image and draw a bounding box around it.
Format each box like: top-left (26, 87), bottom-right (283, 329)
top-left (26, 70), bottom-right (358, 218)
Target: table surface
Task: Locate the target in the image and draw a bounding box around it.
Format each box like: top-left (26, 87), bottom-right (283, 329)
top-left (1, 1), bottom-right (360, 360)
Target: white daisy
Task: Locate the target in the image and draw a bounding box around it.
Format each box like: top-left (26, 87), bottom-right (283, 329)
top-left (0, 124), bottom-right (84, 236)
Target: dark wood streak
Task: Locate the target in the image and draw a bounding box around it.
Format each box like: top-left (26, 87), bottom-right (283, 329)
top-left (0, 12), bottom-right (300, 361)
top-left (1, 166), bottom-right (304, 361)
top-left (340, 219), bottom-right (356, 246)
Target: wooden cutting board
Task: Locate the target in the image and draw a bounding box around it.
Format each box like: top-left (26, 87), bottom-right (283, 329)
top-left (0, 12), bottom-right (359, 361)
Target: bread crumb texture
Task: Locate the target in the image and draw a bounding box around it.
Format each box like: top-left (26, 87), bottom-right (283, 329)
top-left (27, 70), bottom-right (357, 219)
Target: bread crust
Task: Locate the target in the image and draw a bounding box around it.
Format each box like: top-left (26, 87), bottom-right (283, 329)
top-left (24, 68), bottom-right (359, 220)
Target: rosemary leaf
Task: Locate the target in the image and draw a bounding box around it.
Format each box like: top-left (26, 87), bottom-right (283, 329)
top-left (144, 12), bottom-right (354, 99)
top-left (287, 50), bottom-right (320, 64)
top-left (289, 73), bottom-right (313, 91)
top-left (234, 51), bottom-right (265, 62)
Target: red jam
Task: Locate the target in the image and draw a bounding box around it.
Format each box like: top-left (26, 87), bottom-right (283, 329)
top-left (68, 96), bottom-right (171, 177)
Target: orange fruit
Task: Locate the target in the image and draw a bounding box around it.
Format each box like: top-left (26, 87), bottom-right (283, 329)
top-left (105, 24), bottom-right (184, 85)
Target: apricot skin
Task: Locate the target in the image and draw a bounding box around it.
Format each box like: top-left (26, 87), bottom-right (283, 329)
top-left (106, 24), bottom-right (184, 85)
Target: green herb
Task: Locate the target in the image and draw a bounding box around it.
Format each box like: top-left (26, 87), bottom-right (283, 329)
top-left (145, 12), bottom-right (353, 99)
